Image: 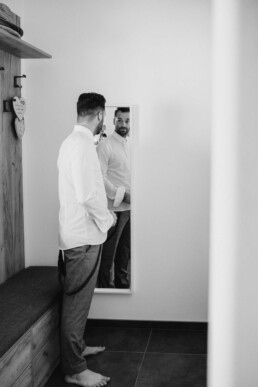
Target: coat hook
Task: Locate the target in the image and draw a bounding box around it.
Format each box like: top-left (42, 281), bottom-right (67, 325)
top-left (3, 100), bottom-right (12, 112)
top-left (14, 74), bottom-right (26, 88)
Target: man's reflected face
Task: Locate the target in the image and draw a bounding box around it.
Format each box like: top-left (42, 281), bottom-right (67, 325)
top-left (114, 111), bottom-right (130, 138)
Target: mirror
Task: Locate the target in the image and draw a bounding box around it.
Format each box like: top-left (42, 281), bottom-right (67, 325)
top-left (95, 105), bottom-right (132, 293)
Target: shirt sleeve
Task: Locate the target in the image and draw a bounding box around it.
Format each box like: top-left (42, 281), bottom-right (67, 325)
top-left (70, 139), bottom-right (96, 204)
top-left (70, 138), bottom-right (113, 233)
top-left (97, 141), bottom-right (125, 207)
top-left (85, 195), bottom-right (114, 233)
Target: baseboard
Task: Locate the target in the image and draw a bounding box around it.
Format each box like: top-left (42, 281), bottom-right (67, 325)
top-left (87, 319), bottom-right (208, 331)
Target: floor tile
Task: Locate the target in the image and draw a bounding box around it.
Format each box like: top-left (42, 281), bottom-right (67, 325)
top-left (147, 329), bottom-right (207, 354)
top-left (44, 363), bottom-right (66, 387)
top-left (84, 326), bottom-right (151, 352)
top-left (45, 351), bottom-right (144, 387)
top-left (135, 353), bottom-right (207, 387)
top-left (87, 351), bottom-right (144, 387)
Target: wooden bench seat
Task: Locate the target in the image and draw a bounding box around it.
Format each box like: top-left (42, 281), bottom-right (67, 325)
top-left (0, 266), bottom-right (61, 387)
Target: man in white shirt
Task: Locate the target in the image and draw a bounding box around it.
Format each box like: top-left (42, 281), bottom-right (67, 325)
top-left (57, 93), bottom-right (115, 387)
top-left (97, 107), bottom-right (131, 288)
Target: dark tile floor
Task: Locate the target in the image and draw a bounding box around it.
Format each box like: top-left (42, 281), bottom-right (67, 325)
top-left (45, 323), bottom-right (207, 387)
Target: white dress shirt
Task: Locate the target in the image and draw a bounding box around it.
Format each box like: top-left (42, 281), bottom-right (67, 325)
top-left (57, 125), bottom-right (114, 250)
top-left (97, 132), bottom-right (131, 212)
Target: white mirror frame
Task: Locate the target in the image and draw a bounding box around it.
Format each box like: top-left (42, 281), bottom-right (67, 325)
top-left (95, 104), bottom-right (134, 294)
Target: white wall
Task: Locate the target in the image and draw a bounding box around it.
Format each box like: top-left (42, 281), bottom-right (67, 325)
top-left (5, 0), bottom-right (211, 321)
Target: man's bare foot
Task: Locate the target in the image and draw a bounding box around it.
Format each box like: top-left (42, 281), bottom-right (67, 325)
top-left (65, 369), bottom-right (110, 387)
top-left (82, 346), bottom-right (105, 356)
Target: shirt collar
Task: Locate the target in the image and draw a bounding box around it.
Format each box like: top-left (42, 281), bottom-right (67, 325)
top-left (74, 124), bottom-right (94, 140)
top-left (112, 131), bottom-right (128, 143)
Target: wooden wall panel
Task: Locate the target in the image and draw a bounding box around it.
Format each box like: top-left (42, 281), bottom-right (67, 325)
top-left (0, 50), bottom-right (5, 284)
top-left (0, 48), bottom-right (24, 284)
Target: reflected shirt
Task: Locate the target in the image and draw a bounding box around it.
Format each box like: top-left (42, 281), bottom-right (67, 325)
top-left (97, 132), bottom-right (131, 212)
top-left (57, 125), bottom-right (114, 250)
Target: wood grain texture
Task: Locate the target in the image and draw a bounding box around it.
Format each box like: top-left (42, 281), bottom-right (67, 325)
top-left (13, 364), bottom-right (33, 387)
top-left (32, 303), bottom-right (60, 356)
top-left (0, 301), bottom-right (60, 387)
top-left (0, 48), bottom-right (25, 284)
top-left (0, 6), bottom-right (24, 284)
top-left (33, 331), bottom-right (60, 387)
top-left (0, 49), bottom-right (5, 283)
top-left (0, 331), bottom-right (31, 387)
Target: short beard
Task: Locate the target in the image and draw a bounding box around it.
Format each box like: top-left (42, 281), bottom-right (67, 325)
top-left (94, 120), bottom-right (103, 135)
top-left (116, 127), bottom-right (129, 137)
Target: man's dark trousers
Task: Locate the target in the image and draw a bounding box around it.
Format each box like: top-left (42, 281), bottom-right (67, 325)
top-left (59, 244), bottom-right (102, 374)
top-left (98, 210), bottom-right (130, 288)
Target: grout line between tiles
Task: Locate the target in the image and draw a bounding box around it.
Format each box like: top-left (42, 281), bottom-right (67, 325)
top-left (142, 351), bottom-right (207, 356)
top-left (134, 329), bottom-right (153, 387)
top-left (104, 350), bottom-right (146, 353)
top-left (103, 350), bottom-right (207, 356)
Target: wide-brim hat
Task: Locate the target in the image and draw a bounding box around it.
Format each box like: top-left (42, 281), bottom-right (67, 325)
top-left (0, 3), bottom-right (23, 37)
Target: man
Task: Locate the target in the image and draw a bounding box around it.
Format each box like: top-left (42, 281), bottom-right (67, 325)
top-left (97, 107), bottom-right (131, 288)
top-left (57, 93), bottom-right (115, 387)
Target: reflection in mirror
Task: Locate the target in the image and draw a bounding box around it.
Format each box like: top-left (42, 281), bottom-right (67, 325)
top-left (95, 106), bottom-right (131, 293)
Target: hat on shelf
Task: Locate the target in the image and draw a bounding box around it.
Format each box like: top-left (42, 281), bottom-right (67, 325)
top-left (0, 3), bottom-right (17, 23)
top-left (0, 3), bottom-right (23, 37)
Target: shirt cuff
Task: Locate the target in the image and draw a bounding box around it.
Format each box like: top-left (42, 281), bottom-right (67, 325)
top-left (114, 186), bottom-right (126, 207)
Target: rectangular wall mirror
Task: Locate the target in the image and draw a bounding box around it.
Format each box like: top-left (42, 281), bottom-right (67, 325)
top-left (95, 105), bottom-right (132, 294)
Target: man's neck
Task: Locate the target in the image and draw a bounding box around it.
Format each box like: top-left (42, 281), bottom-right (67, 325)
top-left (77, 120), bottom-right (94, 134)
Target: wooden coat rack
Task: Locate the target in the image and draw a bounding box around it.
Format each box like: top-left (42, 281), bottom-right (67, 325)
top-left (0, 9), bottom-right (51, 284)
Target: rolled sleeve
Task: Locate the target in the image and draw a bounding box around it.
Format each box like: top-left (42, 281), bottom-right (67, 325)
top-left (114, 186), bottom-right (126, 207)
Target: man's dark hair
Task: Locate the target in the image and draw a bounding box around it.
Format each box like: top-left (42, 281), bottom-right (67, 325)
top-left (77, 92), bottom-right (106, 117)
top-left (114, 107), bottom-right (130, 117)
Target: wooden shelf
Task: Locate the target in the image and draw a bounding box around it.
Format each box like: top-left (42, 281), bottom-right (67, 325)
top-left (0, 29), bottom-right (51, 59)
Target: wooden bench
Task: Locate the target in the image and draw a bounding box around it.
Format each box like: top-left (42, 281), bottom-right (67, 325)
top-left (0, 266), bottom-right (61, 387)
